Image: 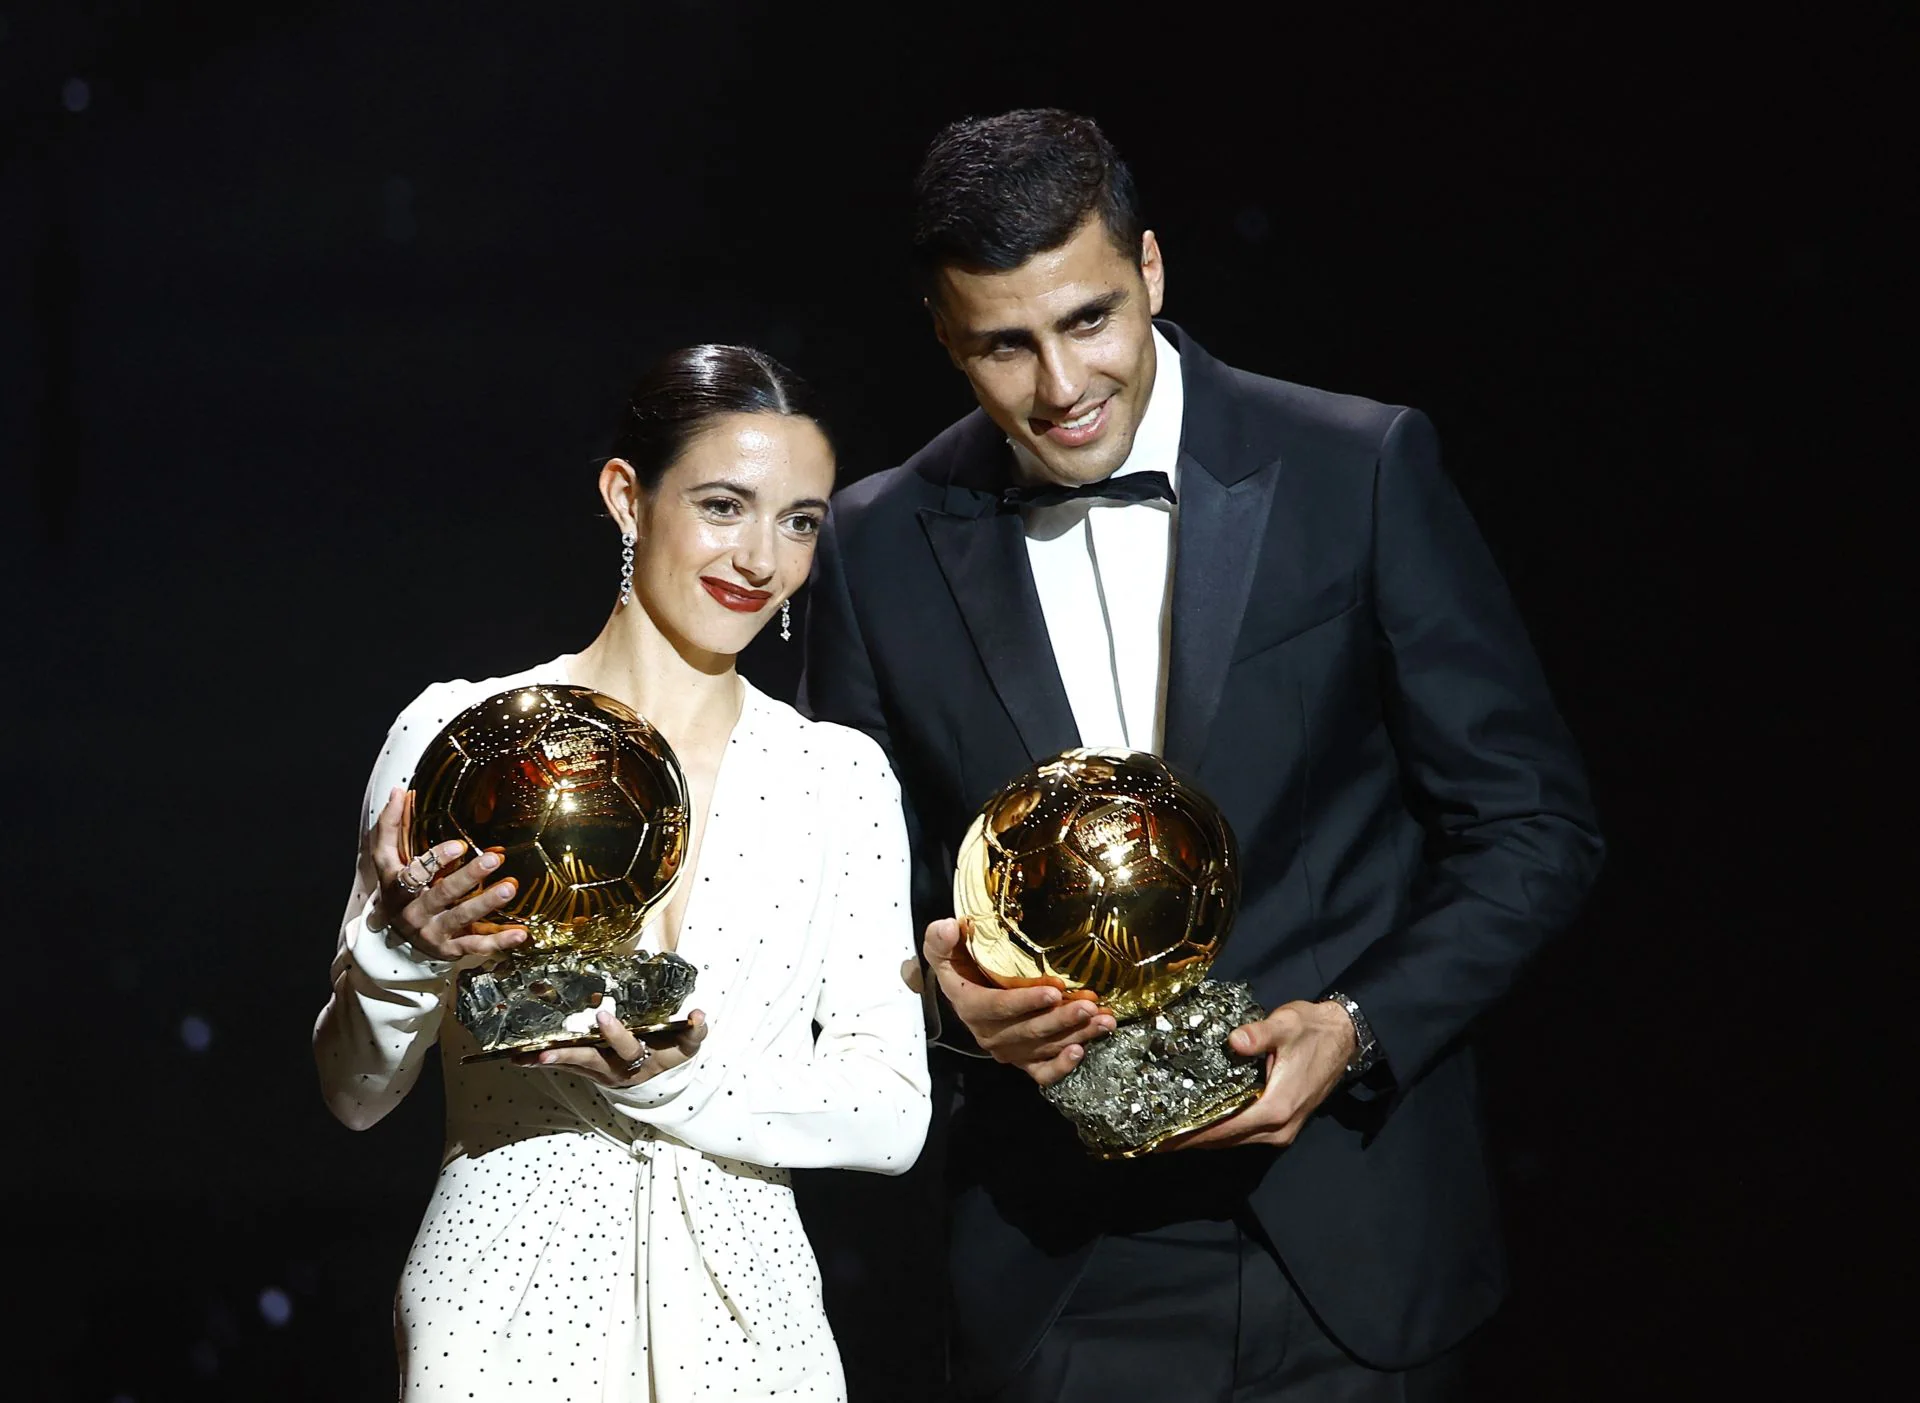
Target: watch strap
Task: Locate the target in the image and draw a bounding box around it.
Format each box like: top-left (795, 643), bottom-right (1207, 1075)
top-left (1322, 990), bottom-right (1379, 1081)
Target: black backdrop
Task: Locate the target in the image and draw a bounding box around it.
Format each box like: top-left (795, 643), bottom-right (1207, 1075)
top-left (3, 4), bottom-right (1895, 1399)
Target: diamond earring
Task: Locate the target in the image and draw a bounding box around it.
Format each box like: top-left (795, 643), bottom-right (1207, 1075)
top-left (618, 531), bottom-right (635, 607)
top-left (780, 598), bottom-right (791, 642)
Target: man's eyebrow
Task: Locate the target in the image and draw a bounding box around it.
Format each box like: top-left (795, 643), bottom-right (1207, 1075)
top-left (1052, 289), bottom-right (1126, 333)
top-left (969, 289), bottom-right (1129, 349)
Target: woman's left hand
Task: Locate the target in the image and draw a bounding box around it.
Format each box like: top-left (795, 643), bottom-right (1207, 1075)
top-left (513, 1006), bottom-right (708, 1088)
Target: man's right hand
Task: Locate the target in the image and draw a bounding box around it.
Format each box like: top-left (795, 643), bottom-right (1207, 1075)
top-left (922, 917), bottom-right (1115, 1086)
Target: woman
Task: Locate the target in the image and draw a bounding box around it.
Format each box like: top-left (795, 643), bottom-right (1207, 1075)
top-left (314, 345), bottom-right (930, 1401)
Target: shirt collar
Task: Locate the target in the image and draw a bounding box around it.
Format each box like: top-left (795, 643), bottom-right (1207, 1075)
top-left (1008, 325), bottom-right (1185, 492)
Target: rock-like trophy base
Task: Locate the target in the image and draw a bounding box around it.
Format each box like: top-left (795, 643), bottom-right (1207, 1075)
top-left (1041, 980), bottom-right (1268, 1158)
top-left (455, 950), bottom-right (698, 1062)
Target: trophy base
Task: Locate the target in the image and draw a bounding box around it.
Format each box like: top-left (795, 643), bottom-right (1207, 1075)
top-left (1041, 980), bottom-right (1269, 1159)
top-left (454, 949), bottom-right (697, 1062)
top-left (458, 1018), bottom-right (696, 1064)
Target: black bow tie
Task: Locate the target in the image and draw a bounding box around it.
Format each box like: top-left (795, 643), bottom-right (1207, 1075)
top-left (999, 470), bottom-right (1178, 513)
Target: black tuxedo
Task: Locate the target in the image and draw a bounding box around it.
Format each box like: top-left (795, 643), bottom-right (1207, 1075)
top-left (800, 323), bottom-right (1603, 1392)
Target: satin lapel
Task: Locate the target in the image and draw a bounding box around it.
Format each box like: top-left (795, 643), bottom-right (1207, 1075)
top-left (1162, 448), bottom-right (1283, 773)
top-left (919, 507), bottom-right (1081, 765)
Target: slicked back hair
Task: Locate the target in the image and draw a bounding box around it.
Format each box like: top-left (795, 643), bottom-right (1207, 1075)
top-left (608, 344), bottom-right (831, 491)
top-left (911, 108), bottom-right (1143, 295)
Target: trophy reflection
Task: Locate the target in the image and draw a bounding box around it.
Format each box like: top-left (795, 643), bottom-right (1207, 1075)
top-left (404, 685), bottom-right (697, 1062)
top-left (954, 749), bottom-right (1267, 1157)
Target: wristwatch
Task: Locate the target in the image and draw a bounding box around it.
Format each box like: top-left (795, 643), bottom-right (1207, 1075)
top-left (1321, 991), bottom-right (1380, 1082)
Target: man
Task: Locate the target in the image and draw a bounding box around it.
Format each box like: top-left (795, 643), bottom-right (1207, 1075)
top-left (801, 109), bottom-right (1603, 1401)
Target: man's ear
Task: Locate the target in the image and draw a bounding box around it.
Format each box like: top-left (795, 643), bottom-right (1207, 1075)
top-left (1140, 230), bottom-right (1166, 318)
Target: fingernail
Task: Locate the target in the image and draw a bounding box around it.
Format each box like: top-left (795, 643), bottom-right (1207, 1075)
top-left (478, 851), bottom-right (501, 871)
top-left (1095, 1017), bottom-right (1116, 1032)
top-left (1043, 988), bottom-right (1062, 1006)
top-left (1067, 1045), bottom-right (1084, 1060)
top-left (494, 881), bottom-right (517, 900)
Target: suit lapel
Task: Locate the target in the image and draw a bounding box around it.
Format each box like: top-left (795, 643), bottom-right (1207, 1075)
top-left (919, 504), bottom-right (1081, 766)
top-left (1161, 447), bottom-right (1283, 773)
top-left (1157, 324), bottom-right (1286, 775)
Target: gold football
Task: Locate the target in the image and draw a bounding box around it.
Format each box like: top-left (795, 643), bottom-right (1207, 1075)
top-left (953, 748), bottom-right (1239, 1020)
top-left (405, 685), bottom-right (689, 954)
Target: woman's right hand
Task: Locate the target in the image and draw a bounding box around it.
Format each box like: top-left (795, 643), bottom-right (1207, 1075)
top-left (369, 785), bottom-right (530, 963)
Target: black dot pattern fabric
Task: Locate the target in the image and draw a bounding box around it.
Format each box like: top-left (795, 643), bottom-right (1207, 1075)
top-left (315, 659), bottom-right (931, 1400)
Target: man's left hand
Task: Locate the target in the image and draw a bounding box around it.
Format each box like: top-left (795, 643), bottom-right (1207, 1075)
top-left (1157, 1000), bottom-right (1357, 1151)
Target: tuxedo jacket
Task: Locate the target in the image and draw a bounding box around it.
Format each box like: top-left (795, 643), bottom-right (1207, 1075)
top-left (799, 322), bottom-right (1603, 1389)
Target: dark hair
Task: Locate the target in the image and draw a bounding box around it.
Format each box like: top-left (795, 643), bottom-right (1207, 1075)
top-left (910, 108), bottom-right (1142, 291)
top-left (608, 343), bottom-right (830, 491)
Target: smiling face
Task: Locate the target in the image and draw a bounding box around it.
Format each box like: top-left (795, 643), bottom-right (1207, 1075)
top-left (931, 216), bottom-right (1165, 487)
top-left (601, 412), bottom-right (835, 659)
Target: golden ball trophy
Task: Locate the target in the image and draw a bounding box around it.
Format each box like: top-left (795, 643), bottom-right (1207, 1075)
top-left (403, 685), bottom-right (697, 1062)
top-left (954, 748), bottom-right (1267, 1157)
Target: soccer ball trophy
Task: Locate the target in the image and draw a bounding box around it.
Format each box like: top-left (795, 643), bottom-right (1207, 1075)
top-left (954, 749), bottom-right (1267, 1157)
top-left (404, 685), bottom-right (697, 1062)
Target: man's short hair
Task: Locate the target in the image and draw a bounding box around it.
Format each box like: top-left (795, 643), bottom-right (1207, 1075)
top-left (911, 108), bottom-right (1142, 293)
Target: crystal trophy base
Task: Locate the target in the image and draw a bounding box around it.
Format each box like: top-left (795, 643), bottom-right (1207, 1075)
top-left (1041, 980), bottom-right (1268, 1159)
top-left (455, 949), bottom-right (698, 1063)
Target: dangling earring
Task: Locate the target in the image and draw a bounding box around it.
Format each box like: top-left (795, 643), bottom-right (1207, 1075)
top-left (618, 531), bottom-right (635, 607)
top-left (780, 598), bottom-right (792, 642)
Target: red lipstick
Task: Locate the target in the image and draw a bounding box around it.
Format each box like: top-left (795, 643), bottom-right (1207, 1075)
top-left (701, 577), bottom-right (772, 612)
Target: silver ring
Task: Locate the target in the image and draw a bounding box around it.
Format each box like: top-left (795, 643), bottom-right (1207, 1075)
top-left (394, 866), bottom-right (428, 896)
top-left (624, 1045), bottom-right (653, 1075)
top-left (417, 849), bottom-right (442, 878)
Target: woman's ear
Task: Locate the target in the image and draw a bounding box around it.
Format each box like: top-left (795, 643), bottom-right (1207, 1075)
top-left (599, 458), bottom-right (644, 537)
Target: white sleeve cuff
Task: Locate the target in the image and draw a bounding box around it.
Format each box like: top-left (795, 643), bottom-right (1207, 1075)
top-left (600, 1054), bottom-right (700, 1110)
top-left (349, 910), bottom-right (455, 987)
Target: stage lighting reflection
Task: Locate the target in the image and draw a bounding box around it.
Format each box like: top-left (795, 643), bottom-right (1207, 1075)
top-left (259, 1286), bottom-right (293, 1327)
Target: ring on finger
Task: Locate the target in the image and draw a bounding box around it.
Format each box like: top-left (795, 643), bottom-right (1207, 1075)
top-left (624, 1044), bottom-right (653, 1075)
top-left (395, 850), bottom-right (441, 896)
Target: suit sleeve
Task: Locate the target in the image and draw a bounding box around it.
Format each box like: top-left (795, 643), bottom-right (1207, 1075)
top-left (799, 511), bottom-right (889, 753)
top-left (1330, 408), bottom-right (1605, 1087)
top-left (799, 505), bottom-right (955, 1049)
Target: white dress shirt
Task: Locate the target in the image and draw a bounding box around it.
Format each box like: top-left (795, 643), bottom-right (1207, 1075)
top-left (1014, 326), bottom-right (1184, 753)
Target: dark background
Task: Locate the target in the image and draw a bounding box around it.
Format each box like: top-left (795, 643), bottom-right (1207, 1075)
top-left (3, 3), bottom-right (1896, 1399)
